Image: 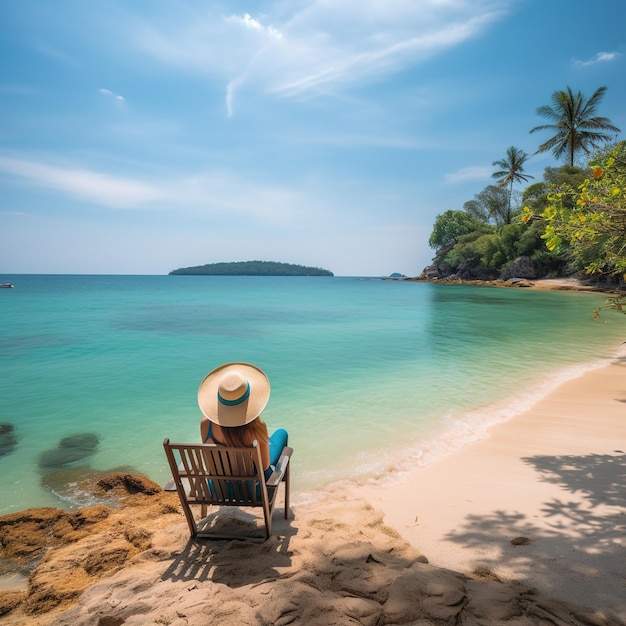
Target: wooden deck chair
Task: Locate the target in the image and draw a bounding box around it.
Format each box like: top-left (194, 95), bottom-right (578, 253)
top-left (163, 438), bottom-right (292, 540)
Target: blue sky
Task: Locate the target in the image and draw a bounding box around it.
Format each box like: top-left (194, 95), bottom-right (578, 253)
top-left (1, 0), bottom-right (624, 276)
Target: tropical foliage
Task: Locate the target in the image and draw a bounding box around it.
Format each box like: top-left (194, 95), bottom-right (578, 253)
top-left (425, 86), bottom-right (623, 290)
top-left (463, 185), bottom-right (510, 226)
top-left (522, 141), bottom-right (626, 283)
top-left (530, 86), bottom-right (620, 166)
top-left (428, 210), bottom-right (492, 249)
top-left (492, 146), bottom-right (533, 219)
top-left (594, 294), bottom-right (626, 318)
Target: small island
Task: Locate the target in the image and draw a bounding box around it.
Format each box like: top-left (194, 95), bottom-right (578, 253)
top-left (169, 260), bottom-right (333, 276)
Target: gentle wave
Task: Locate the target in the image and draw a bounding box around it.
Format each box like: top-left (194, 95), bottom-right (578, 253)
top-left (294, 344), bottom-right (625, 503)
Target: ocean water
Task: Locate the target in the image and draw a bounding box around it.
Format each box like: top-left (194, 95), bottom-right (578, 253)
top-left (0, 274), bottom-right (623, 515)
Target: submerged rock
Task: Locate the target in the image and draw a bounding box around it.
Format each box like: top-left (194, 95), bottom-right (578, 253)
top-left (40, 465), bottom-right (137, 507)
top-left (58, 433), bottom-right (100, 451)
top-left (38, 433), bottom-right (100, 470)
top-left (0, 423), bottom-right (17, 459)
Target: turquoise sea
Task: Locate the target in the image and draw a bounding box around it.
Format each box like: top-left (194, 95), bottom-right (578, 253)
top-left (1, 274), bottom-right (623, 515)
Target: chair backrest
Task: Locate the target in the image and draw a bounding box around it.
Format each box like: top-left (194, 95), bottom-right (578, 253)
top-left (163, 439), bottom-right (268, 508)
top-left (163, 438), bottom-right (292, 539)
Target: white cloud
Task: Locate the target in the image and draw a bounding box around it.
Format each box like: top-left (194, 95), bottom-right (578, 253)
top-left (444, 165), bottom-right (492, 184)
top-left (227, 13), bottom-right (283, 39)
top-left (124, 0), bottom-right (512, 115)
top-left (573, 50), bottom-right (622, 67)
top-left (267, 11), bottom-right (504, 99)
top-left (0, 156), bottom-right (306, 223)
top-left (99, 88), bottom-right (125, 101)
top-left (0, 157), bottom-right (161, 208)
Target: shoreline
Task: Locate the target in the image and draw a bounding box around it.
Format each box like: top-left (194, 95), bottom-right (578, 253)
top-left (406, 274), bottom-right (625, 296)
top-left (294, 338), bottom-right (624, 507)
top-left (1, 347), bottom-right (625, 624)
top-left (360, 346), bottom-right (626, 618)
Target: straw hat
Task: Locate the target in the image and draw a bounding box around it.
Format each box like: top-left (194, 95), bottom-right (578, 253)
top-left (197, 362), bottom-right (270, 427)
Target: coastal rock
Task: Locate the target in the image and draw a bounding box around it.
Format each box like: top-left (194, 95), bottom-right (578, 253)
top-left (40, 466), bottom-right (138, 507)
top-left (94, 472), bottom-right (163, 497)
top-left (0, 481), bottom-right (618, 625)
top-left (501, 255), bottom-right (537, 280)
top-left (0, 591), bottom-right (27, 617)
top-left (504, 278), bottom-right (534, 288)
top-left (0, 473), bottom-right (180, 620)
top-left (419, 259), bottom-right (455, 280)
top-left (0, 423), bottom-right (18, 458)
top-left (38, 433), bottom-right (100, 470)
top-left (0, 505), bottom-right (112, 562)
top-left (455, 260), bottom-right (498, 281)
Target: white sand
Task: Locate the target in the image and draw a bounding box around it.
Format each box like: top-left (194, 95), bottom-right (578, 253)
top-left (364, 349), bottom-right (626, 617)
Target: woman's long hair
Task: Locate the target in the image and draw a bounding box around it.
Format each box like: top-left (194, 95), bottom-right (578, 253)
top-left (220, 416), bottom-right (269, 450)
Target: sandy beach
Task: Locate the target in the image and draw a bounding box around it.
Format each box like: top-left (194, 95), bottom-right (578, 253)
top-left (365, 346), bottom-right (626, 618)
top-left (1, 316), bottom-right (625, 624)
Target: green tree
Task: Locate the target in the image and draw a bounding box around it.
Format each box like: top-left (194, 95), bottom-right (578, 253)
top-left (530, 86), bottom-right (620, 166)
top-left (492, 146), bottom-right (534, 220)
top-left (428, 210), bottom-right (491, 250)
top-left (464, 184), bottom-right (511, 226)
top-left (522, 141), bottom-right (626, 283)
top-left (522, 166), bottom-right (590, 215)
top-left (444, 231), bottom-right (504, 276)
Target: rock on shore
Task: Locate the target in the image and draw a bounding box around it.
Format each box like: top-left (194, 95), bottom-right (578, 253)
top-left (0, 473), bottom-right (619, 625)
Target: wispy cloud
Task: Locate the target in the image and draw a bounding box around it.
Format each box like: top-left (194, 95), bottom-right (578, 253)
top-left (0, 155), bottom-right (306, 223)
top-left (99, 88), bottom-right (125, 102)
top-left (265, 13), bottom-right (503, 100)
top-left (0, 156), bottom-right (161, 208)
top-left (126, 0), bottom-right (513, 116)
top-left (573, 50), bottom-right (622, 67)
top-left (444, 166), bottom-right (492, 184)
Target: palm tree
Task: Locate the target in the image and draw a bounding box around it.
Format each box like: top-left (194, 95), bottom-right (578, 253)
top-left (492, 146), bottom-right (534, 223)
top-left (530, 86), bottom-right (620, 166)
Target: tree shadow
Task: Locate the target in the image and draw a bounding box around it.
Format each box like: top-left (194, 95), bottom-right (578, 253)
top-left (524, 451), bottom-right (626, 508)
top-left (441, 452), bottom-right (626, 614)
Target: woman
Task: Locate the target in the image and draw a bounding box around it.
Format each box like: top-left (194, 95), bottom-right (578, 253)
top-left (198, 362), bottom-right (288, 480)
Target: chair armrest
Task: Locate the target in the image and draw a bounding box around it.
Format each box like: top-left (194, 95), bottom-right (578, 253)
top-left (266, 446), bottom-right (293, 488)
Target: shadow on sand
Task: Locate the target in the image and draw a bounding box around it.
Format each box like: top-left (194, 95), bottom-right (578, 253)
top-left (161, 506), bottom-right (297, 586)
top-left (442, 451), bottom-right (626, 616)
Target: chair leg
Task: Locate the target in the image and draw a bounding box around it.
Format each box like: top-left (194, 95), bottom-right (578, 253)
top-left (179, 500), bottom-right (198, 538)
top-left (263, 500), bottom-right (272, 539)
top-left (283, 464), bottom-right (290, 519)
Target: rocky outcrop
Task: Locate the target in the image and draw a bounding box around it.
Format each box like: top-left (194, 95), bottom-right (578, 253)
top-left (418, 250), bottom-right (538, 283)
top-left (0, 473), bottom-right (180, 621)
top-left (501, 255), bottom-right (537, 280)
top-left (0, 476), bottom-right (619, 626)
